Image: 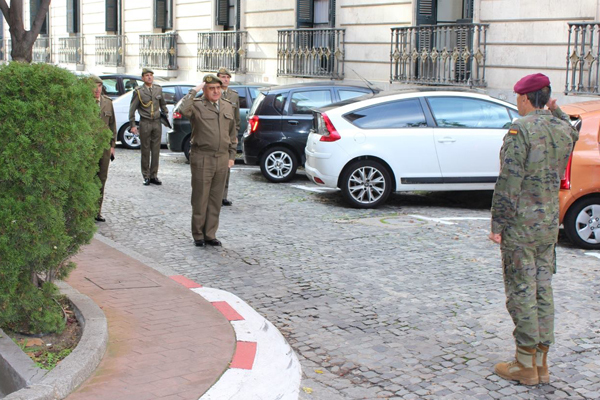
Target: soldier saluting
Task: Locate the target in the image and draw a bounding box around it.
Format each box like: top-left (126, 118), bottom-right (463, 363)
top-left (129, 68), bottom-right (168, 186)
top-left (489, 73), bottom-right (579, 385)
top-left (178, 74), bottom-right (237, 247)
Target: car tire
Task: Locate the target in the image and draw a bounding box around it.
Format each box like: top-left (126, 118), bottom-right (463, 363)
top-left (183, 136), bottom-right (191, 161)
top-left (260, 147), bottom-right (298, 183)
top-left (563, 196), bottom-right (600, 249)
top-left (118, 122), bottom-right (141, 150)
top-left (341, 160), bottom-right (392, 208)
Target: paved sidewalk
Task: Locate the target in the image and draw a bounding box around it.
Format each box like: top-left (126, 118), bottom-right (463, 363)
top-left (65, 239), bottom-right (236, 400)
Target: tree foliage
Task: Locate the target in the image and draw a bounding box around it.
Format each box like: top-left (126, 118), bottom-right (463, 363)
top-left (0, 62), bottom-right (111, 333)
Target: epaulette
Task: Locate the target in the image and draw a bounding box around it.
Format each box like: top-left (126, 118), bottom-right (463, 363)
top-left (229, 88), bottom-right (238, 94)
top-left (101, 94), bottom-right (113, 102)
top-left (222, 98), bottom-right (233, 104)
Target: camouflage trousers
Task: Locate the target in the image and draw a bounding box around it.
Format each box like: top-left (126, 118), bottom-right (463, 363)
top-left (501, 242), bottom-right (556, 348)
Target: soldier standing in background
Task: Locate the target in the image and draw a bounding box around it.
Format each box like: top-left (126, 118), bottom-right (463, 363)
top-left (489, 73), bottom-right (579, 385)
top-left (129, 68), bottom-right (168, 186)
top-left (217, 67), bottom-right (240, 206)
top-left (179, 75), bottom-right (237, 247)
top-left (91, 75), bottom-right (117, 222)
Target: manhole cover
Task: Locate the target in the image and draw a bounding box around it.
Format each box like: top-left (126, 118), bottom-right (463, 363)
top-left (86, 274), bottom-right (161, 290)
top-left (352, 215), bottom-right (429, 229)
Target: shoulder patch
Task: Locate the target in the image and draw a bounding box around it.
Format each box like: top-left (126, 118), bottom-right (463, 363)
top-left (509, 129), bottom-right (518, 135)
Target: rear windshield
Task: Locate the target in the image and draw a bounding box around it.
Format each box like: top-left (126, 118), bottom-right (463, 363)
top-left (249, 92), bottom-right (265, 116)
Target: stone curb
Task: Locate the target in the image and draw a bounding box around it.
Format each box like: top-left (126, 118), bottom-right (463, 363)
top-left (3, 281), bottom-right (108, 400)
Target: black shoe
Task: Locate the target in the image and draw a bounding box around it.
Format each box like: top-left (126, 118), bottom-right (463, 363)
top-left (205, 239), bottom-right (222, 246)
top-left (143, 178), bottom-right (150, 186)
top-left (222, 199), bottom-right (233, 206)
top-left (95, 215), bottom-right (106, 222)
top-left (194, 239), bottom-right (205, 247)
top-left (149, 178), bottom-right (162, 185)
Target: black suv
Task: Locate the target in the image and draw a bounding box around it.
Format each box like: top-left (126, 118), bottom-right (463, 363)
top-left (242, 83), bottom-right (377, 182)
top-left (168, 84), bottom-right (268, 160)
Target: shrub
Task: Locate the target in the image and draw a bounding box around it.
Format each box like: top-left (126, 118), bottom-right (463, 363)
top-left (0, 62), bottom-right (111, 334)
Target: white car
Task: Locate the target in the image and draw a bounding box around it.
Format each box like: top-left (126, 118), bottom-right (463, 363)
top-left (112, 82), bottom-right (196, 149)
top-left (305, 90), bottom-right (519, 208)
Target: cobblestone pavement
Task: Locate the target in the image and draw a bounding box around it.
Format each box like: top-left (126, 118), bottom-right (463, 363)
top-left (97, 148), bottom-right (600, 400)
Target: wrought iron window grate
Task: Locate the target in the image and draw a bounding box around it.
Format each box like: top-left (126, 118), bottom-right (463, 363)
top-left (277, 28), bottom-right (345, 80)
top-left (565, 22), bottom-right (600, 95)
top-left (33, 36), bottom-right (51, 63)
top-left (95, 35), bottom-right (125, 67)
top-left (390, 23), bottom-right (488, 87)
top-left (58, 35), bottom-right (84, 65)
top-left (139, 32), bottom-right (178, 70)
top-left (197, 31), bottom-right (247, 73)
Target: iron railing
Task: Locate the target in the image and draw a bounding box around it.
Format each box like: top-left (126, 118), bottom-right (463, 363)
top-left (58, 35), bottom-right (84, 65)
top-left (197, 31), bottom-right (247, 73)
top-left (139, 32), bottom-right (178, 70)
top-left (95, 35), bottom-right (125, 67)
top-left (277, 28), bottom-right (345, 79)
top-left (33, 36), bottom-right (51, 63)
top-left (0, 38), bottom-right (8, 62)
top-left (565, 22), bottom-right (600, 95)
top-left (390, 23), bottom-right (488, 87)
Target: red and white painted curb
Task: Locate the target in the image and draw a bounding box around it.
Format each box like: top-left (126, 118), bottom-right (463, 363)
top-left (170, 276), bottom-right (302, 400)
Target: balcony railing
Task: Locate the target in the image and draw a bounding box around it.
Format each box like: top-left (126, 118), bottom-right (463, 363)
top-left (33, 36), bottom-right (51, 63)
top-left (277, 28), bottom-right (345, 79)
top-left (95, 35), bottom-right (125, 67)
top-left (565, 22), bottom-right (600, 95)
top-left (197, 31), bottom-right (247, 73)
top-left (139, 32), bottom-right (178, 70)
top-left (390, 23), bottom-right (488, 87)
top-left (58, 35), bottom-right (84, 65)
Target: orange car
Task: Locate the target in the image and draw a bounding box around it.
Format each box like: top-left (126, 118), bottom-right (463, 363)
top-left (559, 100), bottom-right (600, 249)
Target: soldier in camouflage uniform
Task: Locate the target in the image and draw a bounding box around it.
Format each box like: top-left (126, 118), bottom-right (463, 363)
top-left (489, 73), bottom-right (578, 385)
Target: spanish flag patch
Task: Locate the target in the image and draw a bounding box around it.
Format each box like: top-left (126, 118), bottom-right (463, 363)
top-left (509, 129), bottom-right (518, 135)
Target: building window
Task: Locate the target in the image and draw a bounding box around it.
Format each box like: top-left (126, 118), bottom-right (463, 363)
top-left (297, 0), bottom-right (335, 28)
top-left (106, 0), bottom-right (121, 33)
top-left (30, 0), bottom-right (49, 36)
top-left (216, 0), bottom-right (240, 30)
top-left (67, 0), bottom-right (79, 34)
top-left (154, 0), bottom-right (173, 30)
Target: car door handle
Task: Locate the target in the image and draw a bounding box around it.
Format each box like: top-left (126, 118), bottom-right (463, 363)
top-left (437, 137), bottom-right (456, 143)
top-left (288, 120), bottom-right (299, 126)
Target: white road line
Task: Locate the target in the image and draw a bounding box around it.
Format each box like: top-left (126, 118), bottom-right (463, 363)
top-left (585, 252), bottom-right (600, 260)
top-left (290, 185), bottom-right (332, 193)
top-left (408, 215), bottom-right (490, 225)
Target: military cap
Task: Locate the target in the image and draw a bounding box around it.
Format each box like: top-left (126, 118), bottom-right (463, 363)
top-left (514, 73), bottom-right (550, 94)
top-left (203, 74), bottom-right (223, 85)
top-left (141, 68), bottom-right (154, 76)
top-left (90, 74), bottom-right (103, 84)
top-left (217, 67), bottom-right (232, 77)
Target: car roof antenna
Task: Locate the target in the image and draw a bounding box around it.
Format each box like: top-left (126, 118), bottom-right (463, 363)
top-left (350, 67), bottom-right (381, 92)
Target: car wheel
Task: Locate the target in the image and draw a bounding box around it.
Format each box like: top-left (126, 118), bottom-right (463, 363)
top-left (563, 196), bottom-right (600, 249)
top-left (119, 122), bottom-right (141, 150)
top-left (183, 137), bottom-right (191, 161)
top-left (341, 160), bottom-right (392, 208)
top-left (260, 147), bottom-right (298, 183)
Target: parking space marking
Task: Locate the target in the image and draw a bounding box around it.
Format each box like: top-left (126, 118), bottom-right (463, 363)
top-left (290, 185), bottom-right (333, 193)
top-left (585, 252), bottom-right (600, 260)
top-left (409, 215), bottom-right (490, 225)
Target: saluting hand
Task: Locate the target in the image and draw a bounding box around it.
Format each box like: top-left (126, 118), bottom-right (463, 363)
top-left (194, 82), bottom-right (206, 92)
top-left (546, 98), bottom-right (558, 112)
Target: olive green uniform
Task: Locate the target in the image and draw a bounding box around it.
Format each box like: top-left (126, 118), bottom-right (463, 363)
top-left (221, 88), bottom-right (240, 200)
top-left (128, 84), bottom-right (168, 180)
top-left (98, 94), bottom-right (117, 214)
top-left (179, 89), bottom-right (237, 241)
top-left (491, 107), bottom-right (578, 347)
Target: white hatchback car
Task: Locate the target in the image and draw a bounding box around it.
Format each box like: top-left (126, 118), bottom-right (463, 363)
top-left (112, 81), bottom-right (196, 149)
top-left (305, 89), bottom-right (519, 208)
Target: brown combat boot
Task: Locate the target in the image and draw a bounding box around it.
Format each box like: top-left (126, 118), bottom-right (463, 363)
top-left (536, 344), bottom-right (550, 384)
top-left (494, 346), bottom-right (539, 385)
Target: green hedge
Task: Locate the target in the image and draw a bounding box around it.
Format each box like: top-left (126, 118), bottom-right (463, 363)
top-left (0, 62), bottom-right (111, 334)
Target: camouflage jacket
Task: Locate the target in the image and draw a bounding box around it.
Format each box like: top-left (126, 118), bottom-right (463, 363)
top-left (491, 108), bottom-right (579, 246)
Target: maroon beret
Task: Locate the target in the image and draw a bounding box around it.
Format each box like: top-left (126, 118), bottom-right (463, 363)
top-left (513, 73), bottom-right (551, 94)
